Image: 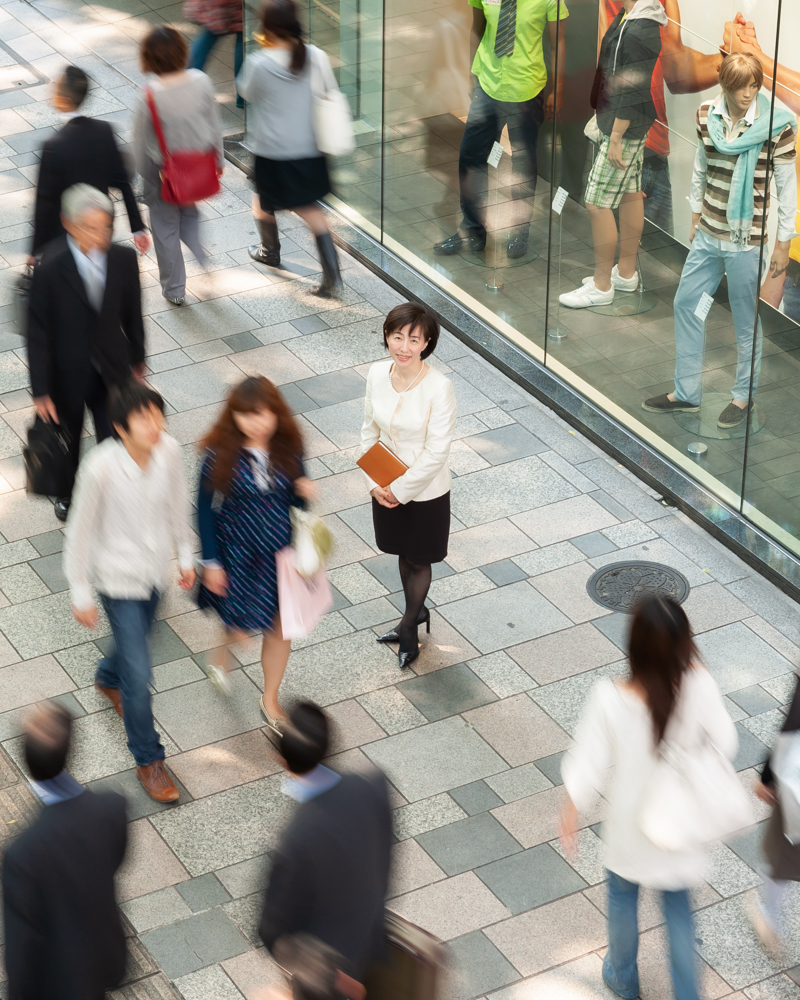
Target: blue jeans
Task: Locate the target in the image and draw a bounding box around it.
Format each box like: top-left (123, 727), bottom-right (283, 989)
top-left (96, 591), bottom-right (164, 767)
top-left (641, 151), bottom-right (673, 234)
top-left (458, 83), bottom-right (545, 235)
top-left (782, 263), bottom-right (800, 323)
top-left (673, 229), bottom-right (763, 406)
top-left (604, 871), bottom-right (699, 1000)
top-left (190, 29), bottom-right (244, 105)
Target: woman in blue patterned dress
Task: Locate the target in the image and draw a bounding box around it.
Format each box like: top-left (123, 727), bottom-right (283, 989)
top-left (197, 376), bottom-right (316, 733)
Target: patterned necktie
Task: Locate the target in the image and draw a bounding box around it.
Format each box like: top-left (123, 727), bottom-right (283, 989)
top-left (494, 0), bottom-right (517, 58)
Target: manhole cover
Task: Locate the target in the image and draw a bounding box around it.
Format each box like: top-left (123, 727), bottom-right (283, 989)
top-left (586, 561), bottom-right (690, 613)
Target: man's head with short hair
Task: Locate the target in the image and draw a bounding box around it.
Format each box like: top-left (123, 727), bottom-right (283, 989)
top-left (24, 702), bottom-right (72, 781)
top-left (108, 381), bottom-right (165, 441)
top-left (279, 702), bottom-right (329, 775)
top-left (55, 65), bottom-right (89, 112)
top-left (61, 183), bottom-right (113, 224)
top-left (61, 183), bottom-right (114, 255)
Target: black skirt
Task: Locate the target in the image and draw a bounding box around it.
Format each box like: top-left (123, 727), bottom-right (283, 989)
top-left (372, 492), bottom-right (450, 565)
top-left (254, 154), bottom-right (331, 212)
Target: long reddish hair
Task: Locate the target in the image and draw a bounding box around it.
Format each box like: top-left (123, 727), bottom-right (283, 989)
top-left (201, 376), bottom-right (303, 493)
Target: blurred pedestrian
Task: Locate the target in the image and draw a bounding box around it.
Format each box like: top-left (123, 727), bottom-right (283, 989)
top-left (237, 0), bottom-right (343, 297)
top-left (560, 596), bottom-right (737, 1000)
top-left (134, 25), bottom-right (223, 306)
top-left (184, 0), bottom-right (244, 108)
top-left (260, 702), bottom-right (392, 982)
top-left (197, 376), bottom-right (316, 732)
top-left (63, 382), bottom-right (196, 802)
top-left (31, 65), bottom-right (148, 260)
top-left (751, 672), bottom-right (800, 954)
top-left (361, 303), bottom-right (457, 669)
top-left (27, 183), bottom-right (146, 522)
top-left (3, 702), bottom-right (128, 1000)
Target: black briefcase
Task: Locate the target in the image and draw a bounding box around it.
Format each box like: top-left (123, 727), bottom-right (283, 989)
top-left (24, 417), bottom-right (72, 497)
top-left (14, 266), bottom-right (33, 339)
top-left (363, 911), bottom-right (447, 1000)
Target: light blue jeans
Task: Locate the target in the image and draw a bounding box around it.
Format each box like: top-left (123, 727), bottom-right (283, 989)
top-left (603, 871), bottom-right (699, 1000)
top-left (673, 229), bottom-right (763, 406)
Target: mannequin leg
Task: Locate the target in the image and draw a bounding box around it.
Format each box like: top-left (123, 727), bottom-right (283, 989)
top-left (588, 204), bottom-right (618, 293)
top-left (617, 191), bottom-right (645, 281)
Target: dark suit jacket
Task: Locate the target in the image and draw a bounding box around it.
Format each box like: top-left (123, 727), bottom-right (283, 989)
top-left (2, 788), bottom-right (128, 1000)
top-left (260, 770), bottom-right (392, 976)
top-left (32, 117), bottom-right (144, 254)
top-left (27, 237), bottom-right (145, 405)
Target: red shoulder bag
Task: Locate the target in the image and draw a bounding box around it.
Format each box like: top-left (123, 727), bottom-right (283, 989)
top-left (145, 87), bottom-right (221, 206)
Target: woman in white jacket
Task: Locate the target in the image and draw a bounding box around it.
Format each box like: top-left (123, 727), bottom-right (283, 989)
top-left (561, 596), bottom-right (737, 1000)
top-left (360, 303), bottom-right (457, 669)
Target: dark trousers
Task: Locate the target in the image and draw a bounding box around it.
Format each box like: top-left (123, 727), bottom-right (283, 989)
top-left (55, 368), bottom-right (112, 499)
top-left (458, 84), bottom-right (545, 235)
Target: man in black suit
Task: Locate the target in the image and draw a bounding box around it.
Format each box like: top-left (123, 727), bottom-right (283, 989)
top-left (30, 65), bottom-right (149, 259)
top-left (260, 702), bottom-right (392, 982)
top-left (27, 183), bottom-right (146, 521)
top-left (2, 701), bottom-right (128, 1000)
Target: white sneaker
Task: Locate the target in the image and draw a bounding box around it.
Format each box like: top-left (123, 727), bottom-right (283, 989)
top-left (560, 278), bottom-right (615, 309)
top-left (611, 265), bottom-right (639, 292)
top-left (207, 663), bottom-right (232, 695)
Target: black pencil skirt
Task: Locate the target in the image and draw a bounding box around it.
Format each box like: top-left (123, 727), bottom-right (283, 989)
top-left (372, 491), bottom-right (450, 565)
top-left (254, 154), bottom-right (331, 212)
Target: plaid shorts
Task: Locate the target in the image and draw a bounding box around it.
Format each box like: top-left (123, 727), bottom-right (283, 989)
top-left (584, 135), bottom-right (648, 209)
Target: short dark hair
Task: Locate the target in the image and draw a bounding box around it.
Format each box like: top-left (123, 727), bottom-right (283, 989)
top-left (382, 302), bottom-right (439, 360)
top-left (140, 25), bottom-right (188, 75)
top-left (24, 702), bottom-right (72, 781)
top-left (58, 65), bottom-right (89, 109)
top-left (108, 381), bottom-right (165, 438)
top-left (280, 702), bottom-right (329, 775)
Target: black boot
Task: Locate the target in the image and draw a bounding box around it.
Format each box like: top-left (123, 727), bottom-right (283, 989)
top-left (249, 219), bottom-right (281, 266)
top-left (314, 232), bottom-right (342, 298)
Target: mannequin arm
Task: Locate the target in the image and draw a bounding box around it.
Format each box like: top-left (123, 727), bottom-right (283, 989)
top-left (662, 0), bottom-right (722, 94)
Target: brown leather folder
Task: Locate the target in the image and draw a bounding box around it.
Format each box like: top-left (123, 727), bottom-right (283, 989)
top-left (357, 441), bottom-right (408, 487)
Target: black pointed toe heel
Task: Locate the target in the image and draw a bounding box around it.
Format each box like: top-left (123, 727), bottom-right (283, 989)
top-left (398, 647), bottom-right (419, 670)
top-left (376, 606), bottom-right (430, 644)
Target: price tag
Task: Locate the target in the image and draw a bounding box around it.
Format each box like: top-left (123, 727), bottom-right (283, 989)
top-left (693, 291), bottom-right (714, 322)
top-left (487, 141), bottom-right (504, 168)
top-left (552, 186), bottom-right (569, 215)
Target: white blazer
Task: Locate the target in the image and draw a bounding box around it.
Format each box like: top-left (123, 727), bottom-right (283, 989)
top-left (360, 360), bottom-right (457, 505)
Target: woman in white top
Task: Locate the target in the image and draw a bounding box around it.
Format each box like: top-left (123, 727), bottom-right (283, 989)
top-left (360, 303), bottom-right (457, 669)
top-left (561, 596), bottom-right (737, 1000)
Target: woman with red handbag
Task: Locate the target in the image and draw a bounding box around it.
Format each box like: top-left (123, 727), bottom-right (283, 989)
top-left (133, 26), bottom-right (224, 306)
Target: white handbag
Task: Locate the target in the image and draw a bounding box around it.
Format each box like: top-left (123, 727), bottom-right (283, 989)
top-left (584, 114), bottom-right (603, 145)
top-left (310, 47), bottom-right (355, 157)
top-left (639, 735), bottom-right (753, 852)
top-left (290, 507), bottom-right (334, 578)
top-left (771, 731), bottom-right (800, 844)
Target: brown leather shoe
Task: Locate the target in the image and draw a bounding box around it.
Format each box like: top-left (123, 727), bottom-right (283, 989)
top-left (137, 761), bottom-right (179, 803)
top-left (95, 683), bottom-right (123, 717)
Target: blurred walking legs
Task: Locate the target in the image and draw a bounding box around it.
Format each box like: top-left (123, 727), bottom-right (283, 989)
top-left (190, 29), bottom-right (243, 107)
top-left (604, 871), bottom-right (699, 1000)
top-left (145, 175), bottom-right (207, 303)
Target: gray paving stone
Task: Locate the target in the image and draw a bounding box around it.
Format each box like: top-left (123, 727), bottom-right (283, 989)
top-left (572, 531), bottom-right (618, 557)
top-left (152, 672), bottom-right (265, 751)
top-left (449, 780), bottom-right (505, 816)
top-left (418, 812), bottom-right (522, 876)
top-left (393, 792), bottom-right (468, 841)
top-left (174, 965), bottom-right (244, 1000)
top-left (466, 652), bottom-right (536, 698)
top-left (511, 542), bottom-right (585, 577)
top-left (140, 925), bottom-right (205, 979)
top-left (451, 456), bottom-right (579, 527)
top-left (511, 494), bottom-right (619, 547)
top-left (485, 764), bottom-right (553, 802)
top-left (438, 581), bottom-right (572, 654)
top-left (533, 751), bottom-right (567, 787)
top-left (215, 854), bottom-right (271, 900)
top-left (728, 685), bottom-right (781, 717)
top-left (693, 894), bottom-right (789, 989)
top-left (222, 893), bottom-right (262, 946)
top-left (152, 658), bottom-right (206, 692)
top-left (480, 559), bottom-right (528, 586)
top-left (732, 723), bottom-right (770, 771)
top-left (399, 663), bottom-right (496, 722)
top-left (173, 907), bottom-right (250, 964)
top-left (291, 314), bottom-right (330, 334)
top-left (121, 887), bottom-right (193, 933)
top-left (476, 843), bottom-right (587, 915)
top-left (28, 552), bottom-right (68, 593)
top-left (357, 687), bottom-right (427, 735)
top-left (364, 716), bottom-right (506, 802)
top-left (449, 930), bottom-right (520, 999)
top-left (177, 875), bottom-right (231, 913)
top-left (463, 424), bottom-right (547, 465)
top-left (696, 622), bottom-right (793, 694)
top-left (295, 369), bottom-right (366, 407)
top-left (529, 663), bottom-right (627, 737)
top-left (513, 406), bottom-right (598, 463)
top-left (28, 529), bottom-right (64, 556)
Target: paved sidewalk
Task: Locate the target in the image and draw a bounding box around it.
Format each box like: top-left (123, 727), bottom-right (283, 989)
top-left (1, 2), bottom-right (800, 999)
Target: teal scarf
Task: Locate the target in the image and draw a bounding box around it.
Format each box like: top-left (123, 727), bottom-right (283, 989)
top-left (705, 92), bottom-right (796, 245)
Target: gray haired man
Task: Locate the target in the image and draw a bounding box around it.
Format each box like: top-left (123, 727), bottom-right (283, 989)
top-left (27, 183), bottom-right (146, 521)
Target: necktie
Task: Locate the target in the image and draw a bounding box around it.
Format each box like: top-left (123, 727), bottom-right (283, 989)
top-left (494, 0), bottom-right (517, 58)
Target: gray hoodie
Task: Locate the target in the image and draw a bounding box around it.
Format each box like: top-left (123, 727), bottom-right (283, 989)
top-left (237, 45), bottom-right (335, 161)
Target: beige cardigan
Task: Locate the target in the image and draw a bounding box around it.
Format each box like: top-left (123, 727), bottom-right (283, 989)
top-left (359, 360), bottom-right (457, 504)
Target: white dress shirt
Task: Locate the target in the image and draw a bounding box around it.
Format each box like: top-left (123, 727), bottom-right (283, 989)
top-left (562, 667), bottom-right (738, 890)
top-left (689, 93), bottom-right (798, 251)
top-left (66, 234), bottom-right (108, 311)
top-left (63, 434), bottom-right (195, 610)
top-left (360, 360), bottom-right (457, 505)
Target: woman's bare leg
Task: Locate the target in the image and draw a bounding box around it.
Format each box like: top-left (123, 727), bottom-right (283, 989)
top-left (261, 617), bottom-right (291, 719)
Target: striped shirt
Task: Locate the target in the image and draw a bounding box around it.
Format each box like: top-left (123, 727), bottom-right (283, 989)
top-left (695, 96), bottom-right (796, 247)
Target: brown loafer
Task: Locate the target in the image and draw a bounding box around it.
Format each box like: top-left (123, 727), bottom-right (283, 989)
top-left (137, 761), bottom-right (179, 803)
top-left (95, 683), bottom-right (123, 717)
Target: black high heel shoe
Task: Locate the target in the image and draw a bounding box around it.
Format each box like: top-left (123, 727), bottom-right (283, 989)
top-left (399, 647), bottom-right (419, 670)
top-left (376, 607), bottom-right (430, 644)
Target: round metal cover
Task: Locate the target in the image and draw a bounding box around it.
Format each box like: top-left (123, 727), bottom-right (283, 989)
top-left (586, 561), bottom-right (690, 613)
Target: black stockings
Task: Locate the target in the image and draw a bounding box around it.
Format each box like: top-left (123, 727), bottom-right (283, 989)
top-left (398, 556), bottom-right (431, 652)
